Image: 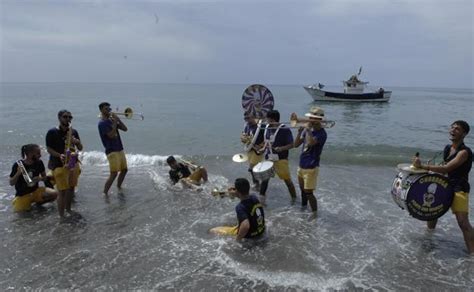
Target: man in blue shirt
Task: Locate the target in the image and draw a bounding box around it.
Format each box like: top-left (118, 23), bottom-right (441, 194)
top-left (98, 102), bottom-right (128, 196)
top-left (229, 178), bottom-right (265, 241)
top-left (294, 107), bottom-right (327, 213)
top-left (240, 112), bottom-right (264, 189)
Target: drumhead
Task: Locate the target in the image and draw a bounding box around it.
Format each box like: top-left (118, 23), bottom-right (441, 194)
top-left (405, 173), bottom-right (454, 221)
top-left (253, 161), bottom-right (274, 172)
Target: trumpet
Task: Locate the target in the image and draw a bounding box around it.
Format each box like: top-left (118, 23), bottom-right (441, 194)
top-left (288, 118), bottom-right (336, 129)
top-left (98, 107), bottom-right (144, 120)
top-left (17, 160), bottom-right (35, 187)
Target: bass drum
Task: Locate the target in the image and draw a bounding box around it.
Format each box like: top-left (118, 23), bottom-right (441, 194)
top-left (391, 172), bottom-right (454, 221)
top-left (241, 84), bottom-right (274, 119)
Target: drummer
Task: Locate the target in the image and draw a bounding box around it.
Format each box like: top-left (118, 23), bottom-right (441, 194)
top-left (240, 112), bottom-right (264, 189)
top-left (257, 109), bottom-right (297, 204)
top-left (413, 120), bottom-right (473, 254)
top-left (293, 107), bottom-right (327, 213)
top-left (166, 156), bottom-right (208, 186)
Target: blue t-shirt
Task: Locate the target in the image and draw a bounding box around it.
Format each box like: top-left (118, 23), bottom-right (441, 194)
top-left (243, 123), bottom-right (264, 146)
top-left (299, 128), bottom-right (327, 169)
top-left (98, 119), bottom-right (124, 155)
top-left (265, 126), bottom-right (293, 160)
top-left (235, 195), bottom-right (265, 238)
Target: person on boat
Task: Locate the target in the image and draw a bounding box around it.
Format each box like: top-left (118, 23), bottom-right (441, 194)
top-left (167, 156), bottom-right (208, 186)
top-left (413, 120), bottom-right (474, 254)
top-left (228, 178), bottom-right (265, 241)
top-left (293, 107), bottom-right (327, 213)
top-left (257, 109), bottom-right (297, 205)
top-left (9, 144), bottom-right (58, 212)
top-left (240, 112), bottom-right (264, 189)
top-left (98, 102), bottom-right (129, 196)
top-left (46, 109), bottom-right (83, 219)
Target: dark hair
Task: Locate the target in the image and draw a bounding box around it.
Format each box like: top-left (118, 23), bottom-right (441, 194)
top-left (166, 156), bottom-right (176, 164)
top-left (234, 178), bottom-right (250, 195)
top-left (266, 110), bottom-right (280, 122)
top-left (57, 109), bottom-right (70, 118)
top-left (99, 102), bottom-right (110, 110)
top-left (21, 144), bottom-right (39, 158)
top-left (452, 120), bottom-right (470, 135)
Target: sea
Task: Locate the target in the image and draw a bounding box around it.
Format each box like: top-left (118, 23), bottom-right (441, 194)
top-left (0, 83), bottom-right (473, 291)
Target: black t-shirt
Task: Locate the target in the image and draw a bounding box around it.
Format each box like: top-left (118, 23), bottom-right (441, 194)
top-left (10, 160), bottom-right (45, 197)
top-left (235, 195), bottom-right (265, 238)
top-left (46, 127), bottom-right (80, 169)
top-left (443, 143), bottom-right (472, 192)
top-left (169, 163), bottom-right (191, 184)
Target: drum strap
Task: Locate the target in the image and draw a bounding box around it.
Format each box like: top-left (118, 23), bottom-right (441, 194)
top-left (264, 123), bottom-right (284, 156)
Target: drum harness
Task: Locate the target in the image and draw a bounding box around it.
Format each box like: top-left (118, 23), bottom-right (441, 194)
top-left (244, 120), bottom-right (264, 152)
top-left (263, 123), bottom-right (285, 162)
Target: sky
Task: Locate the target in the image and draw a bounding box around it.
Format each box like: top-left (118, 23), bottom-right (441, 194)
top-left (1, 0), bottom-right (473, 88)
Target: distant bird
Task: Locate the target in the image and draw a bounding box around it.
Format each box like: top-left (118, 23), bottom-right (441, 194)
top-left (154, 13), bottom-right (159, 23)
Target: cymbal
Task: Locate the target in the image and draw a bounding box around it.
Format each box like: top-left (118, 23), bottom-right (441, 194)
top-left (232, 153), bottom-right (248, 163)
top-left (396, 163), bottom-right (428, 174)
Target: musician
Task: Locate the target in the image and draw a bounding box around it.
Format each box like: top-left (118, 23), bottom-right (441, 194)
top-left (166, 156), bottom-right (208, 186)
top-left (228, 178), bottom-right (265, 241)
top-left (9, 144), bottom-right (58, 212)
top-left (98, 102), bottom-right (128, 196)
top-left (46, 109), bottom-right (83, 218)
top-left (258, 109), bottom-right (297, 204)
top-left (293, 107), bottom-right (327, 213)
top-left (241, 112), bottom-right (264, 189)
top-left (414, 120), bottom-right (473, 254)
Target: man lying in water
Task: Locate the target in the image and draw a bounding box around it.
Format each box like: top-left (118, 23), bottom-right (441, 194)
top-left (166, 155), bottom-right (208, 186)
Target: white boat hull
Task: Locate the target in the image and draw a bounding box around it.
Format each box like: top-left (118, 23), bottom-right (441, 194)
top-left (304, 86), bottom-right (391, 102)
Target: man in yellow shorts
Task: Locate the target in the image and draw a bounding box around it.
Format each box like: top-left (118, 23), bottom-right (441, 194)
top-left (258, 110), bottom-right (296, 204)
top-left (293, 107), bottom-right (327, 213)
top-left (240, 112), bottom-right (264, 189)
top-left (9, 144), bottom-right (58, 212)
top-left (46, 110), bottom-right (83, 219)
top-left (414, 120), bottom-right (473, 254)
top-left (167, 156), bottom-right (208, 186)
top-left (98, 102), bottom-right (128, 196)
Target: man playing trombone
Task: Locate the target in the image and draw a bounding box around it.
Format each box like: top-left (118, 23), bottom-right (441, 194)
top-left (293, 107), bottom-right (327, 214)
top-left (241, 112), bottom-right (264, 189)
top-left (98, 102), bottom-right (128, 196)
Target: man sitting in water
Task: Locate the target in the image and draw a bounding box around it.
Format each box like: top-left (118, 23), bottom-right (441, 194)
top-left (228, 178), bottom-right (265, 241)
top-left (166, 156), bottom-right (208, 186)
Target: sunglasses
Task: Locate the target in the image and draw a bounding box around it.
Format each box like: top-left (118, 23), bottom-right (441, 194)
top-left (62, 115), bottom-right (73, 119)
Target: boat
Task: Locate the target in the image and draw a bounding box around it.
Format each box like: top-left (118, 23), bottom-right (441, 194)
top-left (303, 69), bottom-right (392, 102)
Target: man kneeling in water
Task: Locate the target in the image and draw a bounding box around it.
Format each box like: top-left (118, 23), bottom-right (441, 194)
top-left (166, 156), bottom-right (208, 186)
top-left (228, 178), bottom-right (265, 241)
top-left (9, 144), bottom-right (58, 212)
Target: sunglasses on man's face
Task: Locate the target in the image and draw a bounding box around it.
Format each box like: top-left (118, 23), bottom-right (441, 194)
top-left (62, 115), bottom-right (73, 120)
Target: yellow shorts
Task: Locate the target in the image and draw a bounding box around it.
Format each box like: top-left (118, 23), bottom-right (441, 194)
top-left (248, 151), bottom-right (263, 167)
top-left (187, 167), bottom-right (205, 184)
top-left (53, 165), bottom-right (81, 191)
top-left (297, 167), bottom-right (320, 190)
top-left (107, 151), bottom-right (128, 172)
top-left (12, 187), bottom-right (46, 212)
top-left (451, 191), bottom-right (469, 213)
top-left (273, 159), bottom-right (291, 181)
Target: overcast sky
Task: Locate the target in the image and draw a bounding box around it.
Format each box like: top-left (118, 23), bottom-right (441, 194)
top-left (1, 0), bottom-right (472, 88)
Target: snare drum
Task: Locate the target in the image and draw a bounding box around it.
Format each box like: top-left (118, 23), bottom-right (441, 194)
top-left (391, 171), bottom-right (453, 221)
top-left (252, 161), bottom-right (275, 181)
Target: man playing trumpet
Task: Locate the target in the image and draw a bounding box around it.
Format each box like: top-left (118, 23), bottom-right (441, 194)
top-left (167, 156), bottom-right (208, 186)
top-left (98, 102), bottom-right (128, 196)
top-left (241, 112), bottom-right (264, 189)
top-left (9, 144), bottom-right (58, 212)
top-left (293, 107), bottom-right (327, 213)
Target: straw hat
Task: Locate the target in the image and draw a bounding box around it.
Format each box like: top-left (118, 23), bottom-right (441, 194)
top-left (304, 106), bottom-right (325, 120)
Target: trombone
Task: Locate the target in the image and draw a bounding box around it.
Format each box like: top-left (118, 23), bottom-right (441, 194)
top-left (99, 107), bottom-right (144, 120)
